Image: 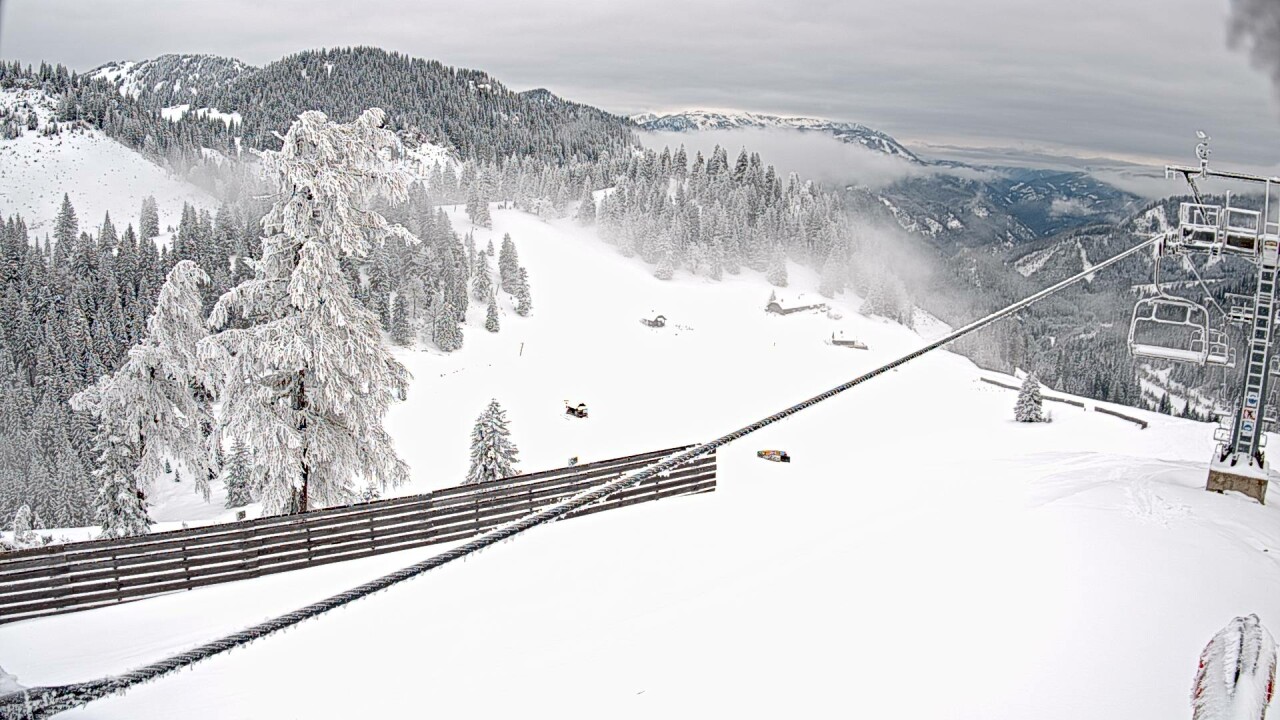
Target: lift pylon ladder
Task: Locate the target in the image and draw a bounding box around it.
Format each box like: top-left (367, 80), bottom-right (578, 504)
top-left (1152, 140), bottom-right (1280, 503)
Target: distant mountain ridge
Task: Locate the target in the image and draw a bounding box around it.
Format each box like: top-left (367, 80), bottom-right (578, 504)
top-left (632, 109), bottom-right (919, 162)
top-left (89, 48), bottom-right (637, 162)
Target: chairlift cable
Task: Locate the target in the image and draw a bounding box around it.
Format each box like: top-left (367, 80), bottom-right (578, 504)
top-left (3, 232), bottom-right (1165, 720)
top-left (1184, 257), bottom-right (1228, 319)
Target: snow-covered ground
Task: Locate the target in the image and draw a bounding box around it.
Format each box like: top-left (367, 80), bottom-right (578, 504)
top-left (5, 206), bottom-right (1280, 718)
top-left (0, 89), bottom-right (216, 236)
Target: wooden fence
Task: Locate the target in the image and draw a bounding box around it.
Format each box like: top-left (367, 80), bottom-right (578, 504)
top-left (978, 376), bottom-right (1086, 408)
top-left (0, 446), bottom-right (715, 625)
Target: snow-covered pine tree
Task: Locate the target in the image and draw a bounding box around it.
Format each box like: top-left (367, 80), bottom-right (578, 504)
top-left (1015, 373), bottom-right (1049, 423)
top-left (486, 238), bottom-right (495, 256)
top-left (466, 190), bottom-right (492, 228)
top-left (498, 233), bottom-right (519, 291)
top-left (202, 109), bottom-right (413, 514)
top-left (485, 294), bottom-right (500, 332)
top-left (513, 266), bottom-right (532, 317)
top-left (223, 436), bottom-right (253, 508)
top-left (465, 399), bottom-right (519, 485)
top-left (90, 426), bottom-right (152, 538)
top-left (766, 243), bottom-right (788, 287)
top-left (10, 504), bottom-right (34, 547)
top-left (139, 195), bottom-right (160, 240)
top-left (472, 253), bottom-right (493, 302)
top-left (71, 260), bottom-right (219, 505)
top-left (654, 252), bottom-right (675, 281)
top-left (390, 292), bottom-right (413, 346)
top-left (575, 186), bottom-right (596, 225)
top-left (431, 290), bottom-right (464, 352)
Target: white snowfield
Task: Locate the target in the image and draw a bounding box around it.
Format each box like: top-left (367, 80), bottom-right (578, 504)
top-left (5, 206), bottom-right (1280, 719)
top-left (0, 90), bottom-right (216, 236)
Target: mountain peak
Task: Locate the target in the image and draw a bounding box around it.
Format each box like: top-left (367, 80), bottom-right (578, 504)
top-left (89, 54), bottom-right (254, 105)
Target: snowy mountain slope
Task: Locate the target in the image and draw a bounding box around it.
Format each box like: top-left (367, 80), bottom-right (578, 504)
top-left (4, 205), bottom-right (1279, 719)
top-left (89, 55), bottom-right (253, 107)
top-left (0, 89), bottom-right (217, 236)
top-left (633, 109), bottom-right (919, 162)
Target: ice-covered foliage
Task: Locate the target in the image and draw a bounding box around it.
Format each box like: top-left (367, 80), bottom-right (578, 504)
top-left (70, 260), bottom-right (217, 535)
top-left (513, 266), bottom-right (532, 317)
top-left (203, 108), bottom-right (412, 514)
top-left (466, 399), bottom-right (519, 485)
top-left (472, 254), bottom-right (493, 303)
top-left (498, 233), bottom-right (519, 291)
top-left (223, 436), bottom-right (253, 509)
top-left (485, 295), bottom-right (500, 333)
top-left (1192, 614), bottom-right (1276, 720)
top-left (1015, 373), bottom-right (1048, 423)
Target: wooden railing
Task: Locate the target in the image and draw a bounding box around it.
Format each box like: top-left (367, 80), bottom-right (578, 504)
top-left (0, 446), bottom-right (716, 624)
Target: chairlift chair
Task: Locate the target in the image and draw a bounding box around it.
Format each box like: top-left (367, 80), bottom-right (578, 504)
top-left (1129, 254), bottom-right (1215, 364)
top-left (1206, 329), bottom-right (1236, 368)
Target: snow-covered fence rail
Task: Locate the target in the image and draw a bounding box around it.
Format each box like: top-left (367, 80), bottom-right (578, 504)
top-left (0, 446), bottom-right (716, 625)
top-left (1092, 406), bottom-right (1149, 429)
top-left (978, 376), bottom-right (1086, 408)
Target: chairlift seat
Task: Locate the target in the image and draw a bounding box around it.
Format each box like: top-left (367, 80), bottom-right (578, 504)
top-left (1130, 343), bottom-right (1209, 365)
top-left (1129, 294), bottom-right (1213, 365)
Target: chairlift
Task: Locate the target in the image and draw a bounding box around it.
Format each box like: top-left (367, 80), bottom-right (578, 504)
top-left (1206, 329), bottom-right (1236, 368)
top-left (1128, 257), bottom-right (1214, 365)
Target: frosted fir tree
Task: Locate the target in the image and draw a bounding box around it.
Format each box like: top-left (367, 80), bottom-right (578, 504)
top-left (513, 266), bottom-right (532, 317)
top-left (466, 399), bottom-right (519, 485)
top-left (71, 260), bottom-right (219, 505)
top-left (54, 193), bottom-right (78, 248)
top-left (498, 233), bottom-right (519, 291)
top-left (766, 244), bottom-right (789, 287)
top-left (466, 190), bottom-right (492, 228)
top-left (430, 290), bottom-right (465, 352)
top-left (90, 430), bottom-right (153, 538)
top-left (10, 504), bottom-right (36, 547)
top-left (486, 238), bottom-right (495, 256)
top-left (1015, 373), bottom-right (1049, 423)
top-left (223, 436), bottom-right (254, 508)
top-left (485, 295), bottom-right (500, 332)
top-left (575, 186), bottom-right (596, 225)
top-left (202, 108), bottom-right (413, 514)
top-left (389, 293), bottom-right (413, 346)
top-left (139, 195), bottom-right (160, 240)
top-left (1191, 614), bottom-right (1276, 720)
top-left (472, 253), bottom-right (493, 302)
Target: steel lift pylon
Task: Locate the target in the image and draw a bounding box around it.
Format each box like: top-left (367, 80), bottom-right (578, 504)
top-left (1133, 135), bottom-right (1280, 503)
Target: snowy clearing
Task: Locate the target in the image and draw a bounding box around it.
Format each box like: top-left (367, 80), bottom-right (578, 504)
top-left (0, 90), bottom-right (216, 236)
top-left (4, 206), bottom-right (1279, 719)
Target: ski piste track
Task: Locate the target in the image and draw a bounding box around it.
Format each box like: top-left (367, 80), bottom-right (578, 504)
top-left (0, 233), bottom-right (1164, 719)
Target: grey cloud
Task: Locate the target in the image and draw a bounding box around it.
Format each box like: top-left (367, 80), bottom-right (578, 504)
top-left (2, 0), bottom-right (1279, 171)
top-left (1230, 0), bottom-right (1280, 99)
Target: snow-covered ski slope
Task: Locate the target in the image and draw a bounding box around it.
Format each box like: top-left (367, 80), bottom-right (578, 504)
top-left (7, 206), bottom-right (1280, 719)
top-left (0, 89), bottom-right (216, 237)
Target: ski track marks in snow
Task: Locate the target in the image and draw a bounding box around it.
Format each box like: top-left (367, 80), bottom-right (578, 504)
top-left (9, 205), bottom-right (1280, 720)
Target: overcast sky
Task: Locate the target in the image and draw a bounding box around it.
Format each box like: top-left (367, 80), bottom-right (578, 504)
top-left (2, 0), bottom-right (1279, 173)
